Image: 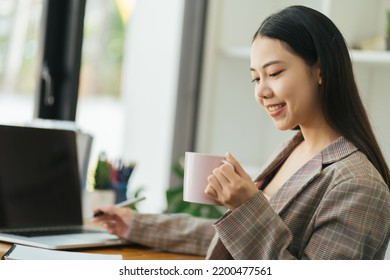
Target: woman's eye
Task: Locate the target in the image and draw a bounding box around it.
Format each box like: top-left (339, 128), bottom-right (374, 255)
top-left (251, 77), bottom-right (260, 83)
top-left (269, 70), bottom-right (283, 77)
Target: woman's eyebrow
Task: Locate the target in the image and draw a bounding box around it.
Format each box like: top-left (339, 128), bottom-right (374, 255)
top-left (262, 60), bottom-right (284, 68)
top-left (250, 60), bottom-right (284, 72)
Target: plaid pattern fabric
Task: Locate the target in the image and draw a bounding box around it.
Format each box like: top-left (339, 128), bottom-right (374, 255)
top-left (128, 213), bottom-right (216, 256)
top-left (206, 133), bottom-right (390, 259)
top-left (126, 133), bottom-right (390, 259)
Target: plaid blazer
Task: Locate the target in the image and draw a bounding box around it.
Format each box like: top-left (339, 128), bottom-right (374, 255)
top-left (127, 133), bottom-right (390, 259)
top-left (206, 133), bottom-right (390, 259)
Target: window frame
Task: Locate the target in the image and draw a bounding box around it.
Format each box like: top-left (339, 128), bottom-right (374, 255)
top-left (34, 0), bottom-right (86, 121)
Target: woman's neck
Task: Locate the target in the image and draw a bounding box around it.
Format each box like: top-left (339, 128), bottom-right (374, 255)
top-left (299, 122), bottom-right (341, 155)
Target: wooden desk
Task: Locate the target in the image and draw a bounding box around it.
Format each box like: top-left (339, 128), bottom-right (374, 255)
top-left (0, 241), bottom-right (204, 260)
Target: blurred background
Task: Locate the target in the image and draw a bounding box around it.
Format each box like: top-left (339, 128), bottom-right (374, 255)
top-left (1, 0), bottom-right (390, 215)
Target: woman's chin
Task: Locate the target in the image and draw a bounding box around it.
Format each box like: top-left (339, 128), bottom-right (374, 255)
top-left (273, 122), bottom-right (296, 131)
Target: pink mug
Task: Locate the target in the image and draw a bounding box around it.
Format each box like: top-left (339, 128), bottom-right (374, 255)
top-left (183, 152), bottom-right (227, 205)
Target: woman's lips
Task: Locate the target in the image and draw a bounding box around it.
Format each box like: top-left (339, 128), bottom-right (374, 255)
top-left (267, 103), bottom-right (286, 117)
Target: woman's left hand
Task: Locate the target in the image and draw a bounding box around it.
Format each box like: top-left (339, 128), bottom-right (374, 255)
top-left (204, 152), bottom-right (258, 210)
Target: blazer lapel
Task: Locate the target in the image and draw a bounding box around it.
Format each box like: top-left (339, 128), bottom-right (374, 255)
top-left (267, 135), bottom-right (358, 215)
top-left (269, 153), bottom-right (323, 214)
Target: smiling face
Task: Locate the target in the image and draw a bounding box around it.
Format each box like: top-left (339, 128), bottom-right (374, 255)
top-left (250, 36), bottom-right (323, 131)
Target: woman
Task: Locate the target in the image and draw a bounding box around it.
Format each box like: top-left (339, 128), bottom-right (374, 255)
top-left (93, 5), bottom-right (390, 259)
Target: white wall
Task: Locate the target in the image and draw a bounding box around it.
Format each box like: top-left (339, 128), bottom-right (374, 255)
top-left (197, 0), bottom-right (390, 174)
top-left (120, 0), bottom-right (184, 213)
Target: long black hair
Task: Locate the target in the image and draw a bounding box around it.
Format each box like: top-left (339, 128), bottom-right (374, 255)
top-left (254, 5), bottom-right (390, 188)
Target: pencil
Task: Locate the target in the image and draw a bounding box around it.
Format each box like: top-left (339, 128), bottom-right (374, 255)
top-left (93, 196), bottom-right (146, 217)
top-left (115, 196), bottom-right (146, 208)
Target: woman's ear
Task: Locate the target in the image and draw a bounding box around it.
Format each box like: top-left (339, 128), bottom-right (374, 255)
top-left (314, 61), bottom-right (322, 85)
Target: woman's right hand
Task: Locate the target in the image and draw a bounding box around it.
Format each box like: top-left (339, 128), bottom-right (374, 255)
top-left (91, 205), bottom-right (133, 239)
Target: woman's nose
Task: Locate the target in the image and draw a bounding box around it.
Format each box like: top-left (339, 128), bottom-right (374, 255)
top-left (255, 83), bottom-right (273, 100)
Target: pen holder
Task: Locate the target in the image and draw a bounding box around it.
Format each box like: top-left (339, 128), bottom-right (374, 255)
top-left (82, 189), bottom-right (115, 219)
top-left (113, 181), bottom-right (128, 204)
top-left (91, 151), bottom-right (136, 205)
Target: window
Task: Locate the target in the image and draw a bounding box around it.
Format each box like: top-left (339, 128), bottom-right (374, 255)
top-left (79, 0), bottom-right (134, 98)
top-left (0, 0), bottom-right (43, 124)
top-left (76, 0), bottom-right (137, 177)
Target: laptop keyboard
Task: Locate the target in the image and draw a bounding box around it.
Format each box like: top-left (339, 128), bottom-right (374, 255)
top-left (0, 226), bottom-right (103, 237)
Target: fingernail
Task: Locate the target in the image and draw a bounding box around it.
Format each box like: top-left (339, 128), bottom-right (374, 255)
top-left (221, 159), bottom-right (234, 168)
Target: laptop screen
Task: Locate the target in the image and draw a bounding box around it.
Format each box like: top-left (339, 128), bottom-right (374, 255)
top-left (0, 124), bottom-right (82, 229)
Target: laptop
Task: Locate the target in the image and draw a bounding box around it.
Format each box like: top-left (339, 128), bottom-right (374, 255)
top-left (0, 124), bottom-right (128, 249)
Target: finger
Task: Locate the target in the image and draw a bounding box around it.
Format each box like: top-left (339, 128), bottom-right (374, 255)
top-left (91, 215), bottom-right (108, 223)
top-left (204, 184), bottom-right (218, 198)
top-left (218, 161), bottom-right (237, 182)
top-left (92, 216), bottom-right (114, 225)
top-left (225, 152), bottom-right (248, 178)
top-left (91, 208), bottom-right (120, 223)
top-left (207, 172), bottom-right (224, 192)
top-left (213, 166), bottom-right (230, 185)
top-left (92, 205), bottom-right (116, 218)
top-left (221, 159), bottom-right (234, 170)
top-left (91, 209), bottom-right (115, 219)
top-left (103, 223), bottom-right (117, 235)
